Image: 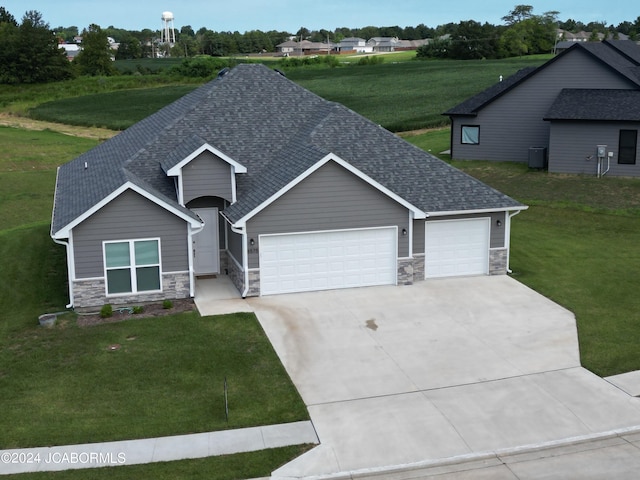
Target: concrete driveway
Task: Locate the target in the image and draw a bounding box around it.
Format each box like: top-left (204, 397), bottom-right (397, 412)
top-left (246, 276), bottom-right (640, 478)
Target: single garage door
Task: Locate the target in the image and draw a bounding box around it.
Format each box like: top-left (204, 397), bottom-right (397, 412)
top-left (425, 218), bottom-right (490, 278)
top-left (260, 227), bottom-right (397, 295)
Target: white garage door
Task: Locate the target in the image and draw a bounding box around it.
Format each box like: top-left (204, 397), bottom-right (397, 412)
top-left (425, 218), bottom-right (490, 278)
top-left (260, 227), bottom-right (397, 295)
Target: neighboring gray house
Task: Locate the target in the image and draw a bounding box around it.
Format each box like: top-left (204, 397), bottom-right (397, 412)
top-left (276, 39), bottom-right (334, 55)
top-left (367, 37), bottom-right (400, 52)
top-left (444, 40), bottom-right (640, 177)
top-left (51, 64), bottom-right (526, 308)
top-left (338, 37), bottom-right (371, 53)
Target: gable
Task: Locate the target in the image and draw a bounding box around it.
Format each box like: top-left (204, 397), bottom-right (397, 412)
top-left (227, 154), bottom-right (426, 228)
top-left (181, 150), bottom-right (235, 204)
top-left (445, 41), bottom-right (640, 118)
top-left (52, 182), bottom-right (202, 240)
top-left (72, 189), bottom-right (191, 278)
top-left (249, 159), bottom-right (410, 230)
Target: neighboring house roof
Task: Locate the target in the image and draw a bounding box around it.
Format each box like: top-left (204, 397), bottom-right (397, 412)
top-left (52, 64), bottom-right (523, 237)
top-left (544, 89), bottom-right (640, 121)
top-left (444, 40), bottom-right (640, 118)
top-left (443, 67), bottom-right (538, 116)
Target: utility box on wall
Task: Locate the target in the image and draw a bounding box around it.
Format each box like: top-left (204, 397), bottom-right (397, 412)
top-left (528, 147), bottom-right (547, 169)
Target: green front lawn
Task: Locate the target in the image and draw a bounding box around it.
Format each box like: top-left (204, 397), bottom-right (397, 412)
top-left (0, 226), bottom-right (308, 449)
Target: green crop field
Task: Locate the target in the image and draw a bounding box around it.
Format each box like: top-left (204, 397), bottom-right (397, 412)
top-left (7, 55), bottom-right (551, 132)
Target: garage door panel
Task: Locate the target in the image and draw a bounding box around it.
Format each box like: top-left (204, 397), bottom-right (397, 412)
top-left (425, 219), bottom-right (490, 278)
top-left (260, 228), bottom-right (397, 295)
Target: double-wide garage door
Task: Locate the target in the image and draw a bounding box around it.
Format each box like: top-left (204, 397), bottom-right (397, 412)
top-left (260, 227), bottom-right (397, 295)
top-left (425, 218), bottom-right (490, 278)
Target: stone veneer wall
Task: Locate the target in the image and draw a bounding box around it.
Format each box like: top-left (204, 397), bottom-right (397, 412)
top-left (227, 252), bottom-right (245, 295)
top-left (397, 255), bottom-right (426, 285)
top-left (489, 248), bottom-right (508, 275)
top-left (73, 272), bottom-right (190, 308)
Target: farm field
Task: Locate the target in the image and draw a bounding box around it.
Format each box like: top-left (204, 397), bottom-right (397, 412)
top-left (13, 54), bottom-right (551, 132)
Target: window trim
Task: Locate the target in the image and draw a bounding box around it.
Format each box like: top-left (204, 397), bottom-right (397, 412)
top-left (618, 129), bottom-right (638, 165)
top-left (103, 238), bottom-right (162, 296)
top-left (461, 125), bottom-right (480, 145)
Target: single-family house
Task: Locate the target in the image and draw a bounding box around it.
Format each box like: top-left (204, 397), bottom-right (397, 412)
top-left (51, 64), bottom-right (526, 309)
top-left (367, 37), bottom-right (400, 52)
top-left (276, 39), bottom-right (334, 56)
top-left (444, 40), bottom-right (640, 177)
top-left (338, 37), bottom-right (372, 53)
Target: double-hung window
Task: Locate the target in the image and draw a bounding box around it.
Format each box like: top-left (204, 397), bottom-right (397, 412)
top-left (104, 239), bottom-right (161, 295)
top-left (461, 125), bottom-right (480, 145)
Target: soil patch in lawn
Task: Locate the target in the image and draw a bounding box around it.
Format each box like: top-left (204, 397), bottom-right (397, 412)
top-left (77, 298), bottom-right (197, 327)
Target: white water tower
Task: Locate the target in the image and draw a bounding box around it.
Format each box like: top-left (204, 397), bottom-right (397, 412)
top-left (161, 11), bottom-right (176, 45)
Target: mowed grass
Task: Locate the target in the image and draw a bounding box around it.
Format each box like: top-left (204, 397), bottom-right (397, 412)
top-left (510, 207), bottom-right (640, 376)
top-left (0, 127), bottom-right (99, 230)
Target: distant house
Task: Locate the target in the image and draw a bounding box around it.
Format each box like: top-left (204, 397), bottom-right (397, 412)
top-left (367, 37), bottom-right (400, 52)
top-left (276, 40), bottom-right (334, 56)
top-left (59, 43), bottom-right (80, 61)
top-left (338, 37), bottom-right (372, 53)
top-left (51, 64), bottom-right (525, 308)
top-left (444, 40), bottom-right (640, 177)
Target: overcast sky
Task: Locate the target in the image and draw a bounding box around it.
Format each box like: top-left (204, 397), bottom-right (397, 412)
top-left (2, 1), bottom-right (636, 33)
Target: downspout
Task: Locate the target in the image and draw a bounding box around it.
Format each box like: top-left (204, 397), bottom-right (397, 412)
top-left (505, 209), bottom-right (522, 274)
top-left (52, 237), bottom-right (74, 309)
top-left (230, 224), bottom-right (250, 298)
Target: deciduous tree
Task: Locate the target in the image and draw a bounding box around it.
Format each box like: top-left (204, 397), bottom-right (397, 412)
top-left (74, 24), bottom-right (116, 76)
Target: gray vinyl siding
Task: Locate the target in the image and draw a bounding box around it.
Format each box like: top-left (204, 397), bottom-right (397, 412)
top-left (73, 190), bottom-right (189, 278)
top-left (413, 219), bottom-right (425, 254)
top-left (227, 228), bottom-right (243, 266)
top-left (420, 212), bottom-right (506, 251)
top-left (549, 121), bottom-right (640, 176)
top-left (246, 161), bottom-right (409, 269)
top-left (451, 48), bottom-right (637, 163)
top-left (182, 151), bottom-right (233, 204)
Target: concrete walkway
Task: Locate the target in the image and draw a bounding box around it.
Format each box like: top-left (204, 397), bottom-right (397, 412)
top-left (0, 421), bottom-right (318, 475)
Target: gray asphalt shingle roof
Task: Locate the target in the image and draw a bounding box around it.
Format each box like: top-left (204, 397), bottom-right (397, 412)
top-left (544, 89), bottom-right (640, 121)
top-left (52, 64), bottom-right (523, 236)
top-left (444, 40), bottom-right (640, 118)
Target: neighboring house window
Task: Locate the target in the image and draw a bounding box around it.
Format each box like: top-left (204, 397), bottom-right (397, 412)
top-left (619, 129), bottom-right (638, 165)
top-left (461, 125), bottom-right (480, 145)
top-left (104, 239), bottom-right (161, 295)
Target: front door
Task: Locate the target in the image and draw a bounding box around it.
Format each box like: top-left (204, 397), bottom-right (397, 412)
top-left (193, 207), bottom-right (220, 275)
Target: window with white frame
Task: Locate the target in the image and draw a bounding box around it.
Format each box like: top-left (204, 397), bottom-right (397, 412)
top-left (104, 239), bottom-right (161, 295)
top-left (461, 125), bottom-right (480, 145)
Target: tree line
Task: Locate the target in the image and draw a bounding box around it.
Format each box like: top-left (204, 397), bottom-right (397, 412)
top-left (416, 6), bottom-right (640, 60)
top-left (1, 5), bottom-right (639, 84)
